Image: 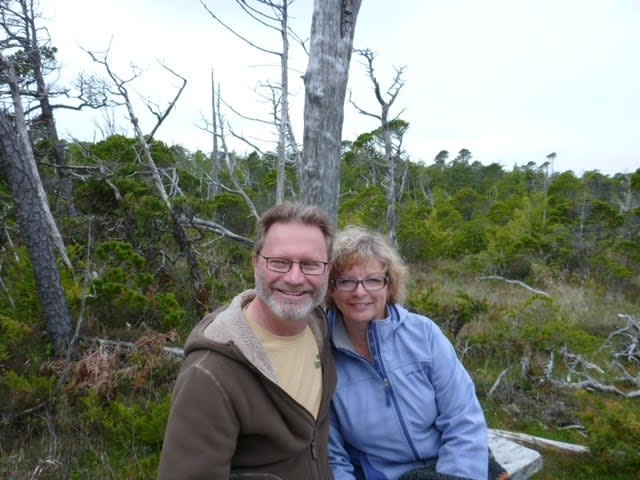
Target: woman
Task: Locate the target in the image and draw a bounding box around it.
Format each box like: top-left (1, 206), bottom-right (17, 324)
top-left (327, 226), bottom-right (496, 480)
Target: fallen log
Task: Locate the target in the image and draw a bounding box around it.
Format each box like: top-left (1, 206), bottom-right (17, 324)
top-left (490, 428), bottom-right (589, 454)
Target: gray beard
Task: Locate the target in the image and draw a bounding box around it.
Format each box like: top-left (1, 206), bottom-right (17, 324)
top-left (255, 276), bottom-right (327, 322)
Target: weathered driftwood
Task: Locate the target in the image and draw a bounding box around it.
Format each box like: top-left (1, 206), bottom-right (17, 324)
top-left (490, 428), bottom-right (589, 454)
top-left (489, 427), bottom-right (594, 479)
top-left (489, 431), bottom-right (543, 480)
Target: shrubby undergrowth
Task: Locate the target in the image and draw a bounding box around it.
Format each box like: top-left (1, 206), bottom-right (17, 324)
top-left (1, 136), bottom-right (639, 478)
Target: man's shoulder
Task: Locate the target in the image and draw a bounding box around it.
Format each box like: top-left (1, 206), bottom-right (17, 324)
top-left (186, 290), bottom-right (256, 347)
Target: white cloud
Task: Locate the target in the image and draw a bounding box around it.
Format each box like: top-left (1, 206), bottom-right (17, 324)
top-left (39, 0), bottom-right (640, 176)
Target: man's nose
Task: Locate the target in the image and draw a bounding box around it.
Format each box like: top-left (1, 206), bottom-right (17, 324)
top-left (283, 263), bottom-right (305, 283)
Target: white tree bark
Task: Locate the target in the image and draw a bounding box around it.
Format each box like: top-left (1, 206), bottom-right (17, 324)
top-left (301, 0), bottom-right (362, 225)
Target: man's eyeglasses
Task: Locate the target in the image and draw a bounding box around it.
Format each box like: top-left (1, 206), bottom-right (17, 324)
top-left (332, 276), bottom-right (389, 292)
top-left (259, 254), bottom-right (329, 276)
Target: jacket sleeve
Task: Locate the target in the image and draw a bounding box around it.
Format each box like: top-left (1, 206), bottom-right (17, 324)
top-left (429, 324), bottom-right (488, 480)
top-left (328, 405), bottom-right (358, 480)
top-left (158, 359), bottom-right (239, 480)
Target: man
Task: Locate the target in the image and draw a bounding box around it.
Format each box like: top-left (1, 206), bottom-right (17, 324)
top-left (159, 202), bottom-right (336, 479)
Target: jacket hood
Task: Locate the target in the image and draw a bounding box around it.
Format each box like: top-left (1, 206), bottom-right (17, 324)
top-left (186, 289), bottom-right (328, 385)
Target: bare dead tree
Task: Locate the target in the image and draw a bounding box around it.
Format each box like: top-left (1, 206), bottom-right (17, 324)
top-left (540, 153), bottom-right (555, 229)
top-left (201, 0), bottom-right (299, 204)
top-left (1, 0), bottom-right (108, 216)
top-left (0, 51), bottom-right (72, 355)
top-left (86, 46), bottom-right (211, 315)
top-left (301, 0), bottom-right (362, 226)
top-left (208, 69), bottom-right (220, 199)
top-left (617, 173), bottom-right (639, 214)
top-left (350, 48), bottom-right (407, 245)
top-left (1, 0), bottom-right (72, 211)
top-left (216, 90), bottom-right (260, 222)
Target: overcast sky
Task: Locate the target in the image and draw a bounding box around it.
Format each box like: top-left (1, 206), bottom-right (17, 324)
top-left (39, 1), bottom-right (640, 176)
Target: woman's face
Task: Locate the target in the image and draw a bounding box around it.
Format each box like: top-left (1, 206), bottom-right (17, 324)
top-left (330, 258), bottom-right (389, 325)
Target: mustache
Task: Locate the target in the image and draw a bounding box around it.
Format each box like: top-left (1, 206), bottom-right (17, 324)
top-left (273, 283), bottom-right (313, 294)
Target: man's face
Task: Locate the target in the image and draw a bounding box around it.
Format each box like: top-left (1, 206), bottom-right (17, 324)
top-left (254, 222), bottom-right (329, 324)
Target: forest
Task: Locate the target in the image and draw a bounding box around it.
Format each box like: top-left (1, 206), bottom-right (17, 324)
top-left (2, 1), bottom-right (640, 479)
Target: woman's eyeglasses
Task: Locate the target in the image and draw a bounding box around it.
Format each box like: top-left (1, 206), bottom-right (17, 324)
top-left (332, 276), bottom-right (388, 292)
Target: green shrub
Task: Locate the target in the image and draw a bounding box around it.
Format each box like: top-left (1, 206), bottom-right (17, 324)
top-left (581, 394), bottom-right (640, 472)
top-left (0, 370), bottom-right (56, 412)
top-left (89, 241), bottom-right (186, 331)
top-left (82, 390), bottom-right (171, 448)
top-left (0, 314), bottom-right (33, 362)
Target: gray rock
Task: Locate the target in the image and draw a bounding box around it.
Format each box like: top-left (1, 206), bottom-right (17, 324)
top-left (489, 431), bottom-right (543, 480)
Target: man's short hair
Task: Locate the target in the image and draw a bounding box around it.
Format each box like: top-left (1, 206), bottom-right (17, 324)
top-left (254, 202), bottom-right (334, 259)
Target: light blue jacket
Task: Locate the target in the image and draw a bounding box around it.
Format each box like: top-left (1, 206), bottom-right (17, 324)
top-left (328, 304), bottom-right (488, 480)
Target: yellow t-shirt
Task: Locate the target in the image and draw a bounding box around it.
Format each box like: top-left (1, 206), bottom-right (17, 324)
top-left (247, 316), bottom-right (322, 418)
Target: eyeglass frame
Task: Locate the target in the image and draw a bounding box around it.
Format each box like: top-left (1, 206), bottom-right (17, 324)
top-left (258, 253), bottom-right (329, 276)
top-left (331, 275), bottom-right (389, 292)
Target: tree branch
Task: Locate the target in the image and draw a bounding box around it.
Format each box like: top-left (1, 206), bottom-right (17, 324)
top-left (478, 275), bottom-right (551, 297)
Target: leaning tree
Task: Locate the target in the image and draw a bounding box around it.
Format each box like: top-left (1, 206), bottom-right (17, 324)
top-left (0, 52), bottom-right (73, 355)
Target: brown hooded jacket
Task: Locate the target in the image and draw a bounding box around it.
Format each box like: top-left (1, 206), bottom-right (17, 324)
top-left (158, 289), bottom-right (336, 479)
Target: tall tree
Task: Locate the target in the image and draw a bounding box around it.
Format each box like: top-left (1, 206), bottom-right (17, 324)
top-left (0, 52), bottom-right (72, 355)
top-left (301, 0), bottom-right (362, 225)
top-left (350, 48), bottom-right (406, 245)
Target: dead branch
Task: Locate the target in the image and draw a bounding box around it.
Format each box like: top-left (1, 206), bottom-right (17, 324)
top-left (220, 95), bottom-right (274, 126)
top-left (2, 224), bottom-right (20, 262)
top-left (542, 316), bottom-right (640, 398)
top-left (200, 0), bottom-right (281, 56)
top-left (0, 263), bottom-right (15, 307)
top-left (184, 217), bottom-right (254, 247)
top-left (490, 428), bottom-right (589, 454)
top-left (147, 62), bottom-right (187, 140)
top-left (218, 107), bottom-right (260, 221)
top-left (602, 314), bottom-right (640, 362)
top-left (92, 336), bottom-right (184, 358)
top-left (488, 367), bottom-right (509, 398)
top-left (61, 217), bottom-right (96, 384)
top-left (478, 275), bottom-right (551, 298)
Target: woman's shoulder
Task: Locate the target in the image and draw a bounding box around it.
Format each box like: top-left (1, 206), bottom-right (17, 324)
top-left (393, 303), bottom-right (436, 324)
top-left (393, 304), bottom-right (448, 338)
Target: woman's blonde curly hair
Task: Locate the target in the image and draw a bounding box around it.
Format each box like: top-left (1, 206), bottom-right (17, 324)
top-left (327, 225), bottom-right (408, 309)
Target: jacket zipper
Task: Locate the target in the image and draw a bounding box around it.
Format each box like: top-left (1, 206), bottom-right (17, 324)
top-left (369, 322), bottom-right (422, 461)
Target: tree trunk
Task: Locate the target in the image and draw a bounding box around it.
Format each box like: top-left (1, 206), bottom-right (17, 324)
top-left (0, 111), bottom-right (73, 355)
top-left (383, 119), bottom-right (397, 247)
top-left (301, 0), bottom-right (362, 225)
top-left (276, 0), bottom-right (290, 204)
top-left (208, 69), bottom-right (220, 199)
top-left (18, 0), bottom-right (76, 216)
